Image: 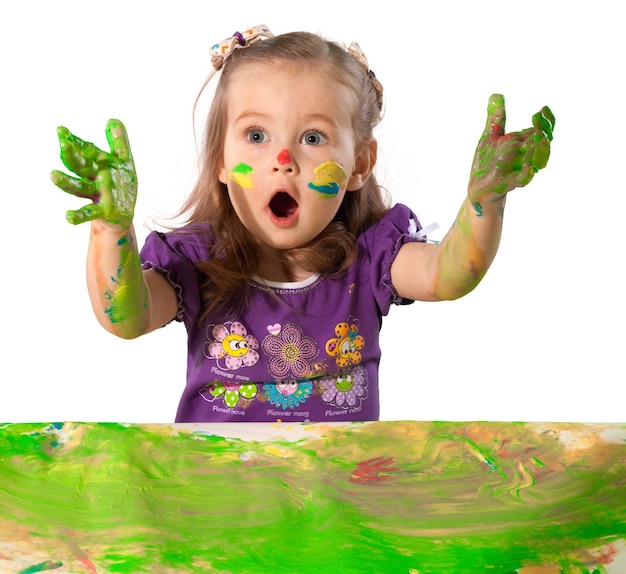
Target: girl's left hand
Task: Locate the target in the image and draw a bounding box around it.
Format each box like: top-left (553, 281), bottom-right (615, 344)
top-left (468, 94), bottom-right (554, 206)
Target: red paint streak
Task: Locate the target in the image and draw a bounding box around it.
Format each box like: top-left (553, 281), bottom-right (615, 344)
top-left (61, 529), bottom-right (99, 573)
top-left (596, 543), bottom-right (617, 564)
top-left (277, 149), bottom-right (292, 165)
top-left (79, 558), bottom-right (98, 573)
top-left (350, 457), bottom-right (399, 484)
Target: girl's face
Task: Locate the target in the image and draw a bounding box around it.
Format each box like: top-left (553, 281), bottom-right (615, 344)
top-left (218, 61), bottom-right (374, 266)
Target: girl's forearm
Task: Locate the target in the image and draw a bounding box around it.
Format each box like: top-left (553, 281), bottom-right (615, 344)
top-left (86, 221), bottom-right (149, 339)
top-left (428, 95), bottom-right (553, 300)
top-left (432, 195), bottom-right (505, 300)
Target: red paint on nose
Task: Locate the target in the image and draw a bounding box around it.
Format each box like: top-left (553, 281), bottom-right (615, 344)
top-left (277, 149), bottom-right (292, 165)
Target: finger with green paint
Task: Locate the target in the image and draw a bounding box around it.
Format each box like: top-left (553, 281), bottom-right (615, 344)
top-left (50, 119), bottom-right (137, 228)
top-left (468, 94), bottom-right (555, 203)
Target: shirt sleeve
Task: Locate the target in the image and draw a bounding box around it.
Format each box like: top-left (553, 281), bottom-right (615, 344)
top-left (140, 229), bottom-right (206, 324)
top-left (361, 203), bottom-right (426, 315)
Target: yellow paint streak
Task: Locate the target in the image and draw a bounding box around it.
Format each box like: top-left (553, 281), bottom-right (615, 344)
top-left (309, 161), bottom-right (347, 196)
top-left (230, 163), bottom-right (255, 189)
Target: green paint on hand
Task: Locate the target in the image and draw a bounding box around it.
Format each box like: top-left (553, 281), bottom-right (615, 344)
top-left (468, 94), bottom-right (555, 200)
top-left (52, 120), bottom-right (138, 227)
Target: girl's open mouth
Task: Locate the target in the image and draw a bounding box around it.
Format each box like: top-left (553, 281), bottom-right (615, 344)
top-left (269, 192), bottom-right (299, 218)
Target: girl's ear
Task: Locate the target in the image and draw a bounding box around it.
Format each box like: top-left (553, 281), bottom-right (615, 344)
top-left (218, 158), bottom-right (228, 185)
top-left (347, 138), bottom-right (377, 191)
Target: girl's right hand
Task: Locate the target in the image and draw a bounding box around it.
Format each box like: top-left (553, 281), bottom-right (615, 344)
top-left (50, 119), bottom-right (137, 229)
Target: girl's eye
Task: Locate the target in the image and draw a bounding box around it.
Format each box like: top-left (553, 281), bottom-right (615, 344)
top-left (246, 129), bottom-right (268, 144)
top-left (301, 131), bottom-right (326, 146)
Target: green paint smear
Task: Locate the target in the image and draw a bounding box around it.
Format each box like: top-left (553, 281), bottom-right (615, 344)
top-left (17, 561), bottom-right (63, 573)
top-left (1, 421), bottom-right (625, 573)
top-left (103, 232), bottom-right (147, 334)
top-left (232, 162), bottom-right (253, 176)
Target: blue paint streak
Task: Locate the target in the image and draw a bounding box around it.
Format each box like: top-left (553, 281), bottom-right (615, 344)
top-left (18, 561), bottom-right (63, 574)
top-left (308, 182), bottom-right (339, 197)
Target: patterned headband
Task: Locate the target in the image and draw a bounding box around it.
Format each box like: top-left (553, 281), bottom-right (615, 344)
top-left (209, 25), bottom-right (383, 111)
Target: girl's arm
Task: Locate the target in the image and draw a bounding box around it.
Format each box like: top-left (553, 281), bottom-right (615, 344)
top-left (51, 120), bottom-right (178, 339)
top-left (391, 94), bottom-right (554, 302)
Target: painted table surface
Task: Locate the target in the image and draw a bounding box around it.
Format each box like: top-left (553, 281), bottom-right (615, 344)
top-left (1, 421), bottom-right (626, 574)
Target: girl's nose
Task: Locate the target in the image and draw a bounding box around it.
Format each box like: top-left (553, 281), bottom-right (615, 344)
top-left (272, 149), bottom-right (298, 174)
top-left (277, 149), bottom-right (292, 166)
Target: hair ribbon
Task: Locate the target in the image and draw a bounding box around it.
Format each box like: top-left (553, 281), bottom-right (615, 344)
top-left (210, 25), bottom-right (274, 71)
top-left (347, 42), bottom-right (384, 112)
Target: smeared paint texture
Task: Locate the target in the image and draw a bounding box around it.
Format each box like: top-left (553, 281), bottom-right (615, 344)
top-left (230, 162), bottom-right (255, 189)
top-left (51, 120), bottom-right (137, 227)
top-left (17, 561), bottom-right (63, 573)
top-left (1, 421), bottom-right (626, 573)
top-left (101, 232), bottom-right (147, 331)
top-left (468, 94), bottom-right (554, 200)
top-left (308, 161), bottom-right (347, 198)
top-left (433, 95), bottom-right (554, 301)
top-left (433, 204), bottom-right (489, 299)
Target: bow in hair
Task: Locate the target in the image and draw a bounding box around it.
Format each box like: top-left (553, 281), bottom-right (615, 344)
top-left (210, 24), bottom-right (274, 71)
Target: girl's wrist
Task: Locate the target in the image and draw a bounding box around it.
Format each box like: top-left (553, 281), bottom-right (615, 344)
top-left (91, 219), bottom-right (134, 236)
top-left (466, 192), bottom-right (506, 218)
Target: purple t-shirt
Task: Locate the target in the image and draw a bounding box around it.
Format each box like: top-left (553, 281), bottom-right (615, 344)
top-left (140, 203), bottom-right (423, 423)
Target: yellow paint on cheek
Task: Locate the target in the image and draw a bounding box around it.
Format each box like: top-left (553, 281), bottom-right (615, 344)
top-left (230, 162), bottom-right (255, 189)
top-left (308, 161), bottom-right (347, 198)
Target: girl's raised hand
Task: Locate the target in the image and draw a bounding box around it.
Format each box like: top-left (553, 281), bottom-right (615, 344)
top-left (50, 119), bottom-right (137, 228)
top-left (468, 94), bottom-right (554, 208)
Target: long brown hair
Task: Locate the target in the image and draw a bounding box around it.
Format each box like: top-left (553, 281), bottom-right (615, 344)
top-left (177, 31), bottom-right (390, 319)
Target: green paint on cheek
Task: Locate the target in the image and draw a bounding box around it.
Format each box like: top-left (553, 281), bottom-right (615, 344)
top-left (230, 162), bottom-right (255, 189)
top-left (308, 161), bottom-right (347, 198)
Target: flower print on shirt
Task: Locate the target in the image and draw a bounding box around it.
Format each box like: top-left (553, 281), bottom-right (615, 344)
top-left (318, 365), bottom-right (368, 409)
top-left (262, 323), bottom-right (319, 378)
top-left (263, 380), bottom-right (313, 410)
top-left (199, 381), bottom-right (258, 408)
top-left (325, 320), bottom-right (365, 369)
top-left (204, 321), bottom-right (260, 370)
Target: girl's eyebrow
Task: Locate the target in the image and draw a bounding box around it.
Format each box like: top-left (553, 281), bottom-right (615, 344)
top-left (233, 111), bottom-right (269, 124)
top-left (303, 113), bottom-right (340, 128)
top-left (233, 111), bottom-right (339, 128)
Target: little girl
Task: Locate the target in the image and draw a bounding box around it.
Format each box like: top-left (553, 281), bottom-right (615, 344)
top-left (50, 25), bottom-right (554, 423)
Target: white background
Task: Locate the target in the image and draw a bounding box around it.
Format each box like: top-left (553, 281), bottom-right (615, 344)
top-left (1, 0), bottom-right (623, 423)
